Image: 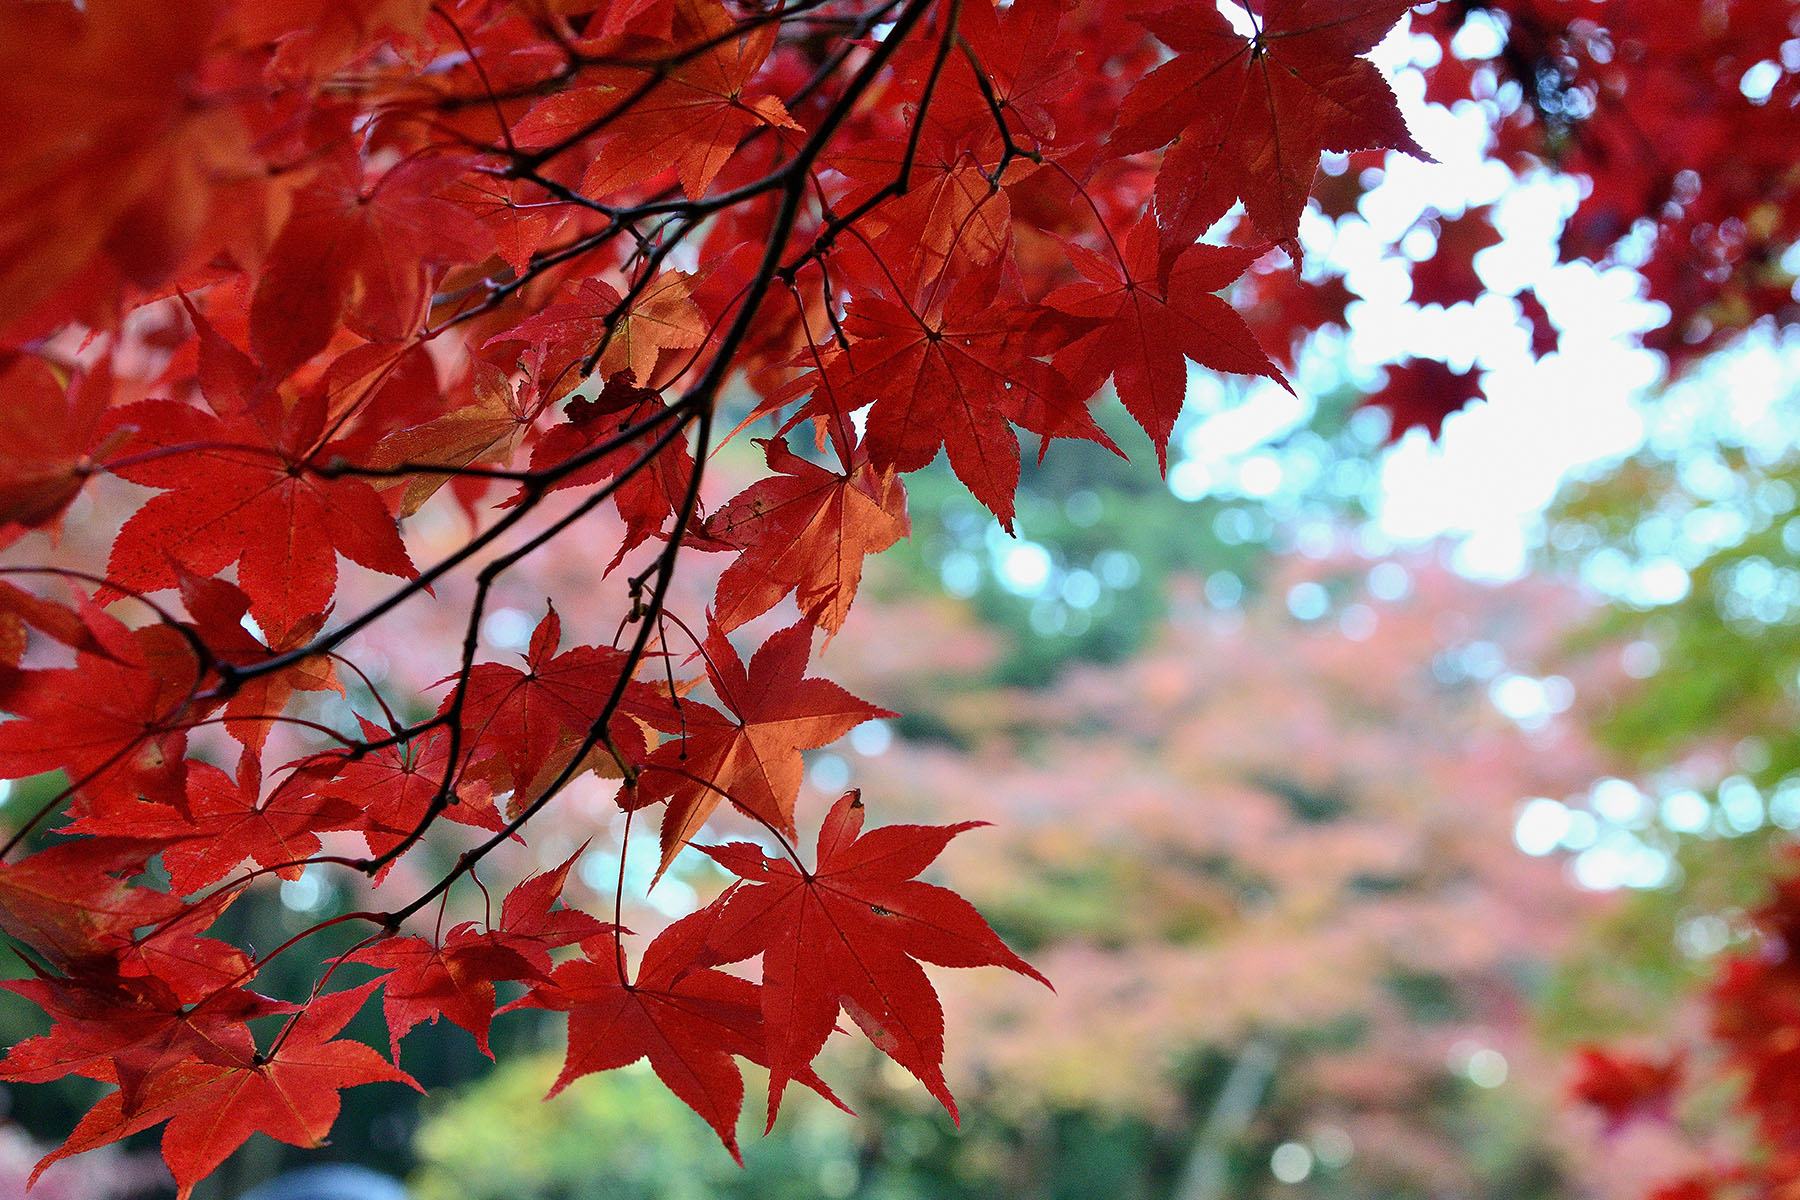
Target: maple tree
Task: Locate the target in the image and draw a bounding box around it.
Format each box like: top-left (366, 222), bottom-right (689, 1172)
top-left (0, 0), bottom-right (1795, 1194)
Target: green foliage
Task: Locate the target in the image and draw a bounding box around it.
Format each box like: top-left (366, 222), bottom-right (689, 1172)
top-left (1551, 369), bottom-right (1800, 782)
top-left (411, 1057), bottom-right (856, 1200)
top-left (409, 1050), bottom-right (1180, 1200)
top-left (891, 388), bottom-right (1379, 687)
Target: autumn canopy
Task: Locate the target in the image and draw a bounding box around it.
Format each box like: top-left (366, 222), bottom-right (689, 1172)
top-left (0, 0), bottom-right (1794, 1194)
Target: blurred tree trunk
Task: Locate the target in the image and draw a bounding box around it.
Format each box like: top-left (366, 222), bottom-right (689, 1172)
top-left (1172, 1039), bottom-right (1278, 1200)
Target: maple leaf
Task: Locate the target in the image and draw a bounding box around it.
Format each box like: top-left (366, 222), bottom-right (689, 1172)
top-left (64, 755), bottom-right (362, 894)
top-left (319, 341), bottom-right (449, 442)
top-left (1045, 216), bottom-right (1288, 469)
top-left (0, 579), bottom-right (109, 669)
top-left (631, 622), bottom-right (893, 870)
top-left (33, 982), bottom-right (418, 1199)
top-left (503, 371), bottom-right (699, 571)
top-left (1, 922), bottom-right (294, 1116)
top-left (367, 359), bottom-right (529, 519)
top-left (504, 907), bottom-right (847, 1159)
top-left (158, 759), bottom-right (359, 889)
top-left (0, 0), bottom-right (268, 340)
top-left (451, 604), bottom-right (672, 795)
top-left (811, 269), bottom-right (1121, 528)
top-left (705, 437), bottom-right (910, 636)
top-left (0, 354), bottom-right (122, 542)
top-left (502, 912), bottom-right (759, 1159)
top-left (494, 845), bottom-right (616, 965)
top-left (102, 316), bottom-right (417, 631)
top-left (829, 131), bottom-right (1023, 282)
top-left (517, 0), bottom-right (802, 202)
top-left (1407, 207), bottom-right (1503, 308)
top-left (1364, 357), bottom-right (1483, 441)
top-left (935, 0), bottom-right (1076, 147)
top-left (505, 274), bottom-right (707, 388)
top-left (240, 0), bottom-right (433, 78)
top-left (699, 790), bottom-right (1050, 1124)
top-left (248, 155), bottom-right (493, 378)
top-left (349, 846), bottom-right (608, 1056)
top-left (1113, 0), bottom-right (1427, 247)
top-left (350, 931), bottom-right (546, 1059)
top-left (176, 569), bottom-right (340, 754)
top-left (0, 841), bottom-right (184, 972)
top-left (0, 604), bottom-right (196, 813)
top-left (311, 718), bottom-right (504, 868)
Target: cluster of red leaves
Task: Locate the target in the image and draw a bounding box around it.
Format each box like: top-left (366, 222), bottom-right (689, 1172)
top-left (0, 0), bottom-right (1426, 1188)
top-left (1460, 0), bottom-right (1800, 370)
top-left (0, 0), bottom-right (1787, 1193)
top-left (1357, 1), bottom-right (1800, 436)
top-left (1572, 851), bottom-right (1800, 1199)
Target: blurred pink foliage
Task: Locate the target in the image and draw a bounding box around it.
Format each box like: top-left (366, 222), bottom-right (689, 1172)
top-left (802, 548), bottom-right (1713, 1194)
top-left (0, 1122), bottom-right (164, 1199)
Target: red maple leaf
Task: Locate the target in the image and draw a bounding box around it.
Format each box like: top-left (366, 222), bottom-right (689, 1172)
top-left (33, 982), bottom-right (418, 1199)
top-left (631, 621), bottom-right (893, 870)
top-left (1407, 207), bottom-right (1503, 308)
top-left (0, 0), bottom-right (270, 341)
top-left (809, 269), bottom-right (1120, 528)
top-left (0, 579), bottom-right (110, 669)
top-left (367, 359), bottom-right (530, 519)
top-left (699, 790), bottom-right (1049, 1123)
top-left (350, 931), bottom-right (546, 1059)
top-left (0, 840), bottom-right (185, 973)
top-left (504, 908), bottom-right (845, 1160)
top-left (933, 0), bottom-right (1076, 147)
top-left (350, 846), bottom-right (609, 1056)
top-left (0, 354), bottom-right (122, 542)
top-left (175, 569), bottom-right (340, 754)
top-left (248, 155), bottom-right (493, 378)
top-left (829, 130), bottom-right (1024, 283)
top-left (1, 920), bottom-right (294, 1115)
top-left (1113, 0), bottom-right (1427, 247)
top-left (449, 604), bottom-right (671, 796)
top-left (503, 912), bottom-right (759, 1159)
top-left (0, 603), bottom-right (196, 814)
top-left (1046, 215), bottom-right (1288, 468)
top-left (310, 718), bottom-right (504, 869)
top-left (705, 437), bottom-right (909, 636)
top-left (493, 845), bottom-right (616, 963)
top-left (503, 370), bottom-right (699, 571)
top-left (515, 0), bottom-right (801, 203)
top-left (1364, 357), bottom-right (1484, 440)
top-left (64, 754), bottom-right (361, 894)
top-left (102, 315), bottom-right (416, 632)
top-left (504, 274), bottom-right (708, 390)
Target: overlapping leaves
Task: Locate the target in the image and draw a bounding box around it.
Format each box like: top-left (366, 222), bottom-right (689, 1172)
top-left (0, 0), bottom-right (1448, 1189)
